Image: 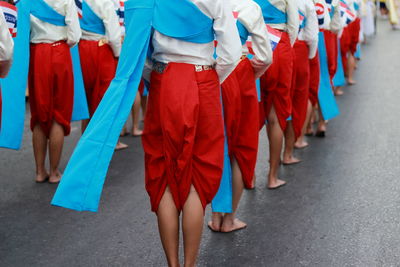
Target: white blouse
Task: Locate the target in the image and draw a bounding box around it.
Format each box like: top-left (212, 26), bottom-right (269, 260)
top-left (30, 0), bottom-right (81, 47)
top-left (298, 0), bottom-right (319, 58)
top-left (151, 0), bottom-right (242, 83)
top-left (0, 11), bottom-right (13, 62)
top-left (81, 0), bottom-right (122, 57)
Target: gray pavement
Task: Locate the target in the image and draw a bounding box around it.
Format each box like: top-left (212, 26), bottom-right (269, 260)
top-left (1, 20), bottom-right (400, 267)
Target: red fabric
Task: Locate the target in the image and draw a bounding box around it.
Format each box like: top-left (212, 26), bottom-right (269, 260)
top-left (28, 42), bottom-right (74, 137)
top-left (79, 40), bottom-right (117, 116)
top-left (142, 63), bottom-right (224, 212)
top-left (138, 79), bottom-right (145, 96)
top-left (340, 18), bottom-right (361, 74)
top-left (260, 32), bottom-right (293, 131)
top-left (292, 40), bottom-right (310, 139)
top-left (309, 52), bottom-right (320, 106)
top-left (324, 30), bottom-right (338, 83)
top-left (221, 58), bottom-right (259, 189)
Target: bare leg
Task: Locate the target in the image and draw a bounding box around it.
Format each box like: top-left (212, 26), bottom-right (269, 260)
top-left (81, 119), bottom-right (89, 134)
top-left (266, 107), bottom-right (286, 189)
top-left (182, 186), bottom-right (204, 267)
top-left (157, 187), bottom-right (180, 267)
top-left (316, 107), bottom-right (327, 137)
top-left (131, 92), bottom-right (143, 136)
top-left (347, 54), bottom-right (357, 85)
top-left (32, 125), bottom-right (49, 182)
top-left (208, 212), bottom-right (223, 232)
top-left (295, 100), bottom-right (312, 148)
top-left (141, 95), bottom-right (148, 117)
top-left (220, 157), bottom-right (247, 232)
top-left (283, 121), bottom-right (300, 164)
top-left (334, 86), bottom-right (344, 96)
top-left (48, 122), bottom-right (64, 183)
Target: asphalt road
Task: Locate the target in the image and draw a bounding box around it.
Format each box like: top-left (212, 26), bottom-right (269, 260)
top-left (1, 20), bottom-right (400, 267)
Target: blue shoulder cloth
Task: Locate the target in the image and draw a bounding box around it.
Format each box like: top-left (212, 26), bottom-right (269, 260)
top-left (253, 0), bottom-right (287, 24)
top-left (153, 0), bottom-right (214, 44)
top-left (80, 0), bottom-right (106, 35)
top-left (51, 0), bottom-right (219, 211)
top-left (30, 0), bottom-right (66, 26)
top-left (237, 20), bottom-right (249, 45)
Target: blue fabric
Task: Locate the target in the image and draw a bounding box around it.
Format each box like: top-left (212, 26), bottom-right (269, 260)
top-left (330, 6), bottom-right (335, 18)
top-left (317, 32), bottom-right (340, 120)
top-left (299, 10), bottom-right (307, 29)
top-left (253, 0), bottom-right (287, 24)
top-left (333, 38), bottom-right (345, 87)
top-left (0, 0), bottom-right (30, 150)
top-left (237, 20), bottom-right (249, 45)
top-left (80, 0), bottom-right (106, 35)
top-left (211, 127), bottom-right (232, 213)
top-left (354, 43), bottom-right (361, 59)
top-left (51, 0), bottom-right (221, 212)
top-left (30, 0), bottom-right (66, 26)
top-left (70, 46), bottom-right (90, 121)
top-left (153, 0), bottom-right (214, 44)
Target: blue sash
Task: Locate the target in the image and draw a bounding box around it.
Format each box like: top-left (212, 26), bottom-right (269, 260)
top-left (333, 37), bottom-right (345, 87)
top-left (253, 0), bottom-right (287, 24)
top-left (80, 0), bottom-right (106, 35)
top-left (30, 0), bottom-right (66, 26)
top-left (299, 10), bottom-right (307, 29)
top-left (52, 0), bottom-right (216, 211)
top-left (354, 43), bottom-right (361, 59)
top-left (0, 0), bottom-right (30, 149)
top-left (0, 0), bottom-right (88, 149)
top-left (317, 32), bottom-right (339, 120)
top-left (237, 20), bottom-right (249, 45)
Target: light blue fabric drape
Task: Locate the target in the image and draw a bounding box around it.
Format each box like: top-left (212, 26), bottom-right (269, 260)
top-left (333, 37), bottom-right (345, 87)
top-left (318, 32), bottom-right (340, 120)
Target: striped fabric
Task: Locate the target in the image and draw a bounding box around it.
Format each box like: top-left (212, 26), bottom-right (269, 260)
top-left (0, 1), bottom-right (17, 38)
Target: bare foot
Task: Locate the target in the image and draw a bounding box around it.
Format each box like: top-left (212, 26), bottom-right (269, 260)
top-left (120, 127), bottom-right (128, 137)
top-left (282, 156), bottom-right (301, 165)
top-left (49, 170), bottom-right (62, 184)
top-left (208, 213), bottom-right (223, 232)
top-left (347, 79), bottom-right (356, 85)
top-left (115, 142), bottom-right (129, 151)
top-left (35, 172), bottom-right (49, 183)
top-left (131, 128), bottom-right (143, 137)
top-left (335, 88), bottom-right (344, 96)
top-left (267, 178), bottom-right (286, 190)
top-left (294, 139), bottom-right (309, 149)
top-left (220, 218), bottom-right (247, 233)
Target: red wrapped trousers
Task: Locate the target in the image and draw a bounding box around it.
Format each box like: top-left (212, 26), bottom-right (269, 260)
top-left (221, 58), bottom-right (259, 189)
top-left (142, 63), bottom-right (224, 212)
top-left (28, 42), bottom-right (74, 137)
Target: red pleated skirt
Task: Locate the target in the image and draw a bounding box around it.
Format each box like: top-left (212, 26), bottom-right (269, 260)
top-left (28, 42), bottom-right (74, 137)
top-left (79, 40), bottom-right (117, 116)
top-left (260, 32), bottom-right (294, 131)
top-left (340, 18), bottom-right (361, 73)
top-left (324, 30), bottom-right (338, 83)
top-left (309, 52), bottom-right (320, 106)
top-left (292, 40), bottom-right (310, 139)
top-left (142, 63), bottom-right (224, 212)
top-left (221, 58), bottom-right (259, 189)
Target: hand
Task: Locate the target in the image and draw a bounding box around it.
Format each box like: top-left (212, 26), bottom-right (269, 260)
top-left (250, 58), bottom-right (269, 79)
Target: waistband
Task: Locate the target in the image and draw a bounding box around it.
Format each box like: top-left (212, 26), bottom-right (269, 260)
top-left (30, 41), bottom-right (67, 47)
top-left (152, 61), bottom-right (215, 74)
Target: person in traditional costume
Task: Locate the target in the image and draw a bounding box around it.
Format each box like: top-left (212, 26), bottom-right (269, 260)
top-left (208, 0), bottom-right (273, 233)
top-left (284, 0), bottom-right (319, 152)
top-left (257, 0), bottom-right (299, 189)
top-left (387, 0), bottom-right (400, 28)
top-left (340, 0), bottom-right (361, 85)
top-left (0, 0), bottom-right (15, 130)
top-left (28, 0), bottom-right (81, 183)
top-left (141, 1), bottom-right (241, 265)
top-left (78, 0), bottom-right (121, 133)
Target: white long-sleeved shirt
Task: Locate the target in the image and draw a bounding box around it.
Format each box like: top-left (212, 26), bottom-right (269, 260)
top-left (298, 0), bottom-right (319, 58)
top-left (30, 0), bottom-right (81, 47)
top-left (0, 11), bottom-right (13, 62)
top-left (264, 0), bottom-right (299, 46)
top-left (329, 0), bottom-right (343, 33)
top-left (81, 0), bottom-right (122, 57)
top-left (152, 0), bottom-right (242, 83)
top-left (231, 0), bottom-right (272, 66)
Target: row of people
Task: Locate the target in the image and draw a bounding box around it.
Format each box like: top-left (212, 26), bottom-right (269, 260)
top-left (0, 0), bottom-right (365, 266)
